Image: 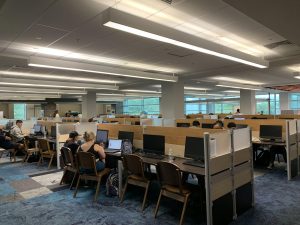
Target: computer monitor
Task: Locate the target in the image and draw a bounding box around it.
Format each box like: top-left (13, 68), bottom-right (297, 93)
top-left (177, 123), bottom-right (190, 127)
top-left (96, 129), bottom-right (109, 145)
top-left (259, 125), bottom-right (282, 140)
top-left (236, 124), bottom-right (248, 129)
top-left (134, 121), bottom-right (140, 125)
top-left (184, 136), bottom-right (204, 161)
top-left (118, 131), bottom-right (134, 144)
top-left (143, 134), bottom-right (165, 155)
top-left (33, 124), bottom-right (42, 133)
top-left (108, 139), bottom-right (122, 150)
top-left (201, 123), bottom-right (214, 129)
top-left (50, 126), bottom-right (56, 138)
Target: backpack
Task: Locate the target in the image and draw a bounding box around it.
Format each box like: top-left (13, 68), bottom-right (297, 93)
top-left (255, 149), bottom-right (270, 167)
top-left (121, 139), bottom-right (133, 155)
top-left (106, 168), bottom-right (119, 197)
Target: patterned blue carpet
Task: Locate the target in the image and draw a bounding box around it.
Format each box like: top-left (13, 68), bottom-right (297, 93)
top-left (1, 162), bottom-right (300, 225)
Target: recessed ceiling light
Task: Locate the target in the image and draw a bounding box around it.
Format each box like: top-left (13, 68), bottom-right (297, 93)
top-left (184, 86), bottom-right (211, 91)
top-left (120, 89), bottom-right (161, 93)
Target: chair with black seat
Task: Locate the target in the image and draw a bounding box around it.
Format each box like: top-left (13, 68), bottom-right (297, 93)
top-left (73, 151), bottom-right (110, 201)
top-left (38, 139), bottom-right (56, 169)
top-left (60, 147), bottom-right (78, 189)
top-left (23, 137), bottom-right (39, 163)
top-left (155, 161), bottom-right (191, 225)
top-left (121, 154), bottom-right (151, 211)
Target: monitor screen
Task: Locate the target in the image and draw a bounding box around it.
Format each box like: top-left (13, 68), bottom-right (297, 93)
top-left (96, 129), bottom-right (109, 144)
top-left (201, 123), bottom-right (214, 129)
top-left (177, 123), bottom-right (190, 127)
top-left (33, 124), bottom-right (41, 133)
top-left (108, 139), bottom-right (122, 150)
top-left (184, 136), bottom-right (204, 161)
top-left (259, 125), bottom-right (282, 140)
top-left (236, 124), bottom-right (248, 129)
top-left (143, 134), bottom-right (165, 155)
top-left (118, 131), bottom-right (134, 144)
top-left (50, 126), bottom-right (56, 137)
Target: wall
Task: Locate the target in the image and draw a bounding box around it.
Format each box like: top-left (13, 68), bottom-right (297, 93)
top-left (0, 103), bottom-right (9, 118)
top-left (57, 103), bottom-right (82, 117)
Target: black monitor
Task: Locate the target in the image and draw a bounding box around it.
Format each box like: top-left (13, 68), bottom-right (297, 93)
top-left (143, 134), bottom-right (165, 155)
top-left (201, 123), bottom-right (214, 129)
top-left (118, 131), bottom-right (134, 144)
top-left (135, 121), bottom-right (140, 125)
top-left (50, 126), bottom-right (56, 138)
top-left (259, 125), bottom-right (282, 140)
top-left (96, 129), bottom-right (109, 145)
top-left (177, 123), bottom-right (190, 127)
top-left (33, 124), bottom-right (42, 133)
top-left (184, 136), bottom-right (204, 161)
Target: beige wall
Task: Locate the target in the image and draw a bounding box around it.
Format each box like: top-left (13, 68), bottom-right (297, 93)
top-left (0, 103), bottom-right (9, 118)
top-left (57, 103), bottom-right (82, 116)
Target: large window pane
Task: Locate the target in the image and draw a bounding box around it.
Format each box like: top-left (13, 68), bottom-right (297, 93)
top-left (123, 98), bottom-right (160, 115)
top-left (14, 104), bottom-right (26, 120)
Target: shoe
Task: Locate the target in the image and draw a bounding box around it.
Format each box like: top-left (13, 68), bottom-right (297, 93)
top-left (267, 164), bottom-right (274, 170)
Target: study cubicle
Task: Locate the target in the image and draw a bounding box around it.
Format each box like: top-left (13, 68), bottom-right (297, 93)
top-left (98, 123), bottom-right (253, 225)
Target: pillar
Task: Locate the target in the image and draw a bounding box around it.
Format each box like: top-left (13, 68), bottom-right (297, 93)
top-left (82, 91), bottom-right (97, 119)
top-left (161, 80), bottom-right (184, 119)
top-left (279, 92), bottom-right (289, 112)
top-left (240, 89), bottom-right (256, 114)
top-left (207, 102), bottom-right (215, 114)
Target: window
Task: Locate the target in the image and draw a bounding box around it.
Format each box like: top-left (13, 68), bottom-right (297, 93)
top-left (290, 93), bottom-right (300, 110)
top-left (123, 98), bottom-right (160, 115)
top-left (185, 97), bottom-right (207, 114)
top-left (256, 93), bottom-right (280, 114)
top-left (214, 101), bottom-right (239, 114)
top-left (14, 104), bottom-right (26, 120)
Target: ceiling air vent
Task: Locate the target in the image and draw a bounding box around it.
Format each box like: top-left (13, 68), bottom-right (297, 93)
top-left (264, 40), bottom-right (293, 49)
top-left (160, 0), bottom-right (185, 5)
top-left (161, 0), bottom-right (173, 4)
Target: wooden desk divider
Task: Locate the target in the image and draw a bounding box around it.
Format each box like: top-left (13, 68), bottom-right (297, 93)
top-left (286, 120), bottom-right (298, 180)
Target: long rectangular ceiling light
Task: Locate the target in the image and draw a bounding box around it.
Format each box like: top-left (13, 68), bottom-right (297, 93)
top-left (216, 84), bottom-right (261, 91)
top-left (103, 9), bottom-right (268, 68)
top-left (28, 57), bottom-right (178, 82)
top-left (212, 77), bottom-right (263, 85)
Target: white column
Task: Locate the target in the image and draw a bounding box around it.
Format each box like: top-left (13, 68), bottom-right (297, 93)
top-left (82, 91), bottom-right (96, 119)
top-left (279, 92), bottom-right (289, 112)
top-left (161, 80), bottom-right (184, 119)
top-left (240, 89), bottom-right (256, 114)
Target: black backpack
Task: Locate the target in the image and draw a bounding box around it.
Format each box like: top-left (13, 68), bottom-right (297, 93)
top-left (121, 139), bottom-right (133, 155)
top-left (255, 150), bottom-right (270, 167)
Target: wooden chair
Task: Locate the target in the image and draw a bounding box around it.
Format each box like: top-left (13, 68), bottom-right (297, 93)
top-left (155, 161), bottom-right (191, 225)
top-left (60, 147), bottom-right (78, 189)
top-left (38, 139), bottom-right (56, 169)
top-left (121, 154), bottom-right (151, 211)
top-left (73, 152), bottom-right (110, 201)
top-left (23, 137), bottom-right (39, 163)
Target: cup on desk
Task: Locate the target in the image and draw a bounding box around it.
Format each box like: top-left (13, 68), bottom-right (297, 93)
top-left (168, 148), bottom-right (175, 162)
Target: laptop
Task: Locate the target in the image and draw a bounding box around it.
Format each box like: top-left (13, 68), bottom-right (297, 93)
top-left (105, 139), bottom-right (122, 153)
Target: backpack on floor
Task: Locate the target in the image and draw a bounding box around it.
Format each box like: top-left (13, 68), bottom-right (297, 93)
top-left (255, 150), bottom-right (270, 167)
top-left (106, 168), bottom-right (119, 197)
top-left (121, 139), bottom-right (133, 156)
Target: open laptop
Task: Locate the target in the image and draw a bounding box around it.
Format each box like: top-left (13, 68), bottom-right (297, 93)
top-left (105, 139), bottom-right (122, 153)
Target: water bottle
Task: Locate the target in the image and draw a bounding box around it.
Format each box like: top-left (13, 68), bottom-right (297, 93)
top-left (35, 140), bottom-right (38, 149)
top-left (168, 148), bottom-right (174, 162)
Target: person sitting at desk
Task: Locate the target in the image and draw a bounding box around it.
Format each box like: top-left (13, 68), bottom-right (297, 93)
top-left (0, 130), bottom-right (23, 151)
top-left (227, 122), bottom-right (236, 129)
top-left (213, 120), bottom-right (224, 129)
top-left (191, 120), bottom-right (200, 128)
top-left (78, 131), bottom-right (106, 171)
top-left (64, 131), bottom-right (81, 156)
top-left (10, 120), bottom-right (25, 143)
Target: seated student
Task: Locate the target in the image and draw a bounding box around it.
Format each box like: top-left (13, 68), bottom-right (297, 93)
top-left (78, 131), bottom-right (106, 171)
top-left (227, 122), bottom-right (237, 129)
top-left (64, 131), bottom-right (81, 156)
top-left (213, 120), bottom-right (224, 129)
top-left (0, 130), bottom-right (23, 151)
top-left (234, 109), bottom-right (242, 115)
top-left (191, 120), bottom-right (200, 128)
top-left (10, 120), bottom-right (25, 143)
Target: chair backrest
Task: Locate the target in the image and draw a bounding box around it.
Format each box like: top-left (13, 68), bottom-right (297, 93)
top-left (156, 161), bottom-right (183, 193)
top-left (38, 139), bottom-right (51, 154)
top-left (76, 151), bottom-right (97, 175)
top-left (60, 147), bottom-right (76, 168)
top-left (123, 154), bottom-right (144, 178)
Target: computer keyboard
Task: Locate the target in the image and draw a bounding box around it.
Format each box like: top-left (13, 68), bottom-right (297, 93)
top-left (182, 160), bottom-right (205, 168)
top-left (140, 153), bottom-right (164, 160)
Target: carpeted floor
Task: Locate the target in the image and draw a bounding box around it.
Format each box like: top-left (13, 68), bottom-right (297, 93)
top-left (1, 160), bottom-right (300, 225)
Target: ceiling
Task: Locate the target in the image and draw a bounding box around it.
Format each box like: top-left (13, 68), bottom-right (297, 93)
top-left (0, 0), bottom-right (300, 101)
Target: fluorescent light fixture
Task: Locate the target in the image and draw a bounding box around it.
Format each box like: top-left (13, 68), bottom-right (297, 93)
top-left (216, 84), bottom-right (261, 91)
top-left (28, 57), bottom-right (178, 82)
top-left (212, 77), bottom-right (263, 85)
top-left (120, 89), bottom-right (161, 93)
top-left (0, 71), bottom-right (118, 84)
top-left (97, 93), bottom-right (125, 96)
top-left (104, 21), bottom-right (268, 68)
top-left (223, 90), bottom-right (240, 93)
top-left (185, 92), bottom-right (223, 96)
top-left (0, 82), bottom-right (117, 90)
top-left (184, 86), bottom-right (211, 91)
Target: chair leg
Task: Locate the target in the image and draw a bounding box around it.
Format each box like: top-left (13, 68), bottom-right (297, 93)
top-left (70, 172), bottom-right (78, 190)
top-left (38, 155), bottom-right (42, 165)
top-left (48, 155), bottom-right (54, 169)
top-left (142, 181), bottom-right (150, 211)
top-left (94, 177), bottom-right (102, 202)
top-left (154, 190), bottom-right (163, 218)
top-left (179, 195), bottom-right (190, 225)
top-left (60, 168), bottom-right (67, 185)
top-left (73, 175), bottom-right (81, 198)
top-left (120, 178), bottom-right (129, 203)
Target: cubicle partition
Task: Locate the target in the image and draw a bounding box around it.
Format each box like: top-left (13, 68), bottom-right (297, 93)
top-left (286, 120), bottom-right (298, 180)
